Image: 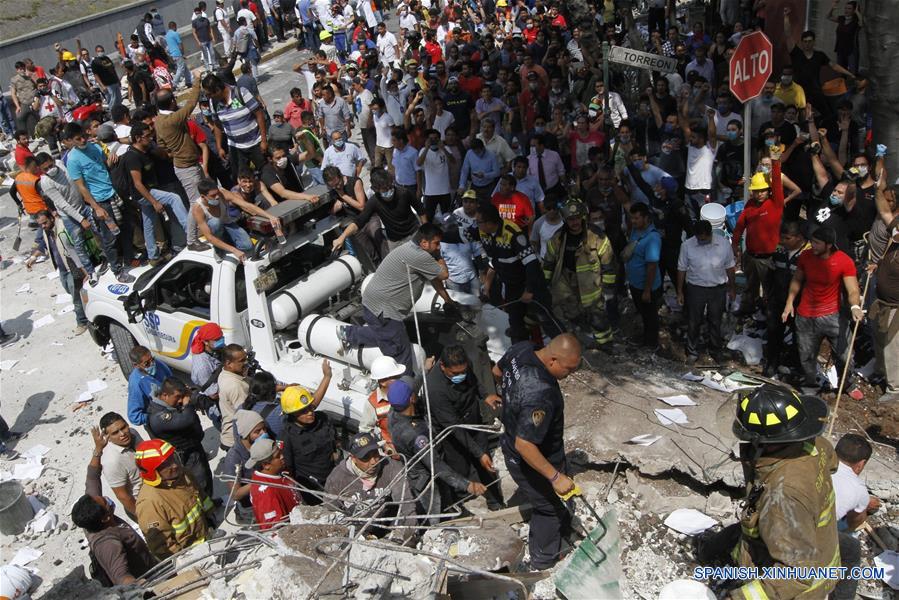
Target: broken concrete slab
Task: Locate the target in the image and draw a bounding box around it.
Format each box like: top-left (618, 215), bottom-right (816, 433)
top-left (624, 470), bottom-right (708, 515)
top-left (420, 520), bottom-right (525, 572)
top-left (563, 364), bottom-right (743, 489)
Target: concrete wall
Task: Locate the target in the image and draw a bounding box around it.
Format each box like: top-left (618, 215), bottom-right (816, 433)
top-left (0, 0), bottom-right (235, 87)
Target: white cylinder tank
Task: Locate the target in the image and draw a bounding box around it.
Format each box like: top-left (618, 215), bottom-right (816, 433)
top-left (268, 256), bottom-right (363, 330)
top-left (297, 314), bottom-right (425, 372)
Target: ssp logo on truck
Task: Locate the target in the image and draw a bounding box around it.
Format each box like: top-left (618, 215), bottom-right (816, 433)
top-left (108, 284), bottom-right (130, 295)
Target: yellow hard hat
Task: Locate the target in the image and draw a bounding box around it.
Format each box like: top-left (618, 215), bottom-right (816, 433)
top-left (62, 51), bottom-right (77, 61)
top-left (319, 30), bottom-right (332, 41)
top-left (748, 172), bottom-right (770, 191)
top-left (462, 188), bottom-right (477, 200)
top-left (281, 386), bottom-right (314, 414)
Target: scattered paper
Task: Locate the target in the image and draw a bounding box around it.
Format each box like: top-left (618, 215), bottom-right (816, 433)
top-left (628, 434), bottom-right (662, 446)
top-left (655, 408), bottom-right (689, 426)
top-left (700, 377), bottom-right (735, 393)
top-left (874, 551), bottom-right (899, 590)
top-left (15, 283), bottom-right (30, 294)
top-left (10, 547), bottom-right (42, 567)
top-left (50, 341), bottom-right (64, 347)
top-left (681, 372), bottom-right (704, 382)
top-left (20, 445), bottom-right (50, 460)
top-left (44, 271), bottom-right (60, 280)
top-left (55, 294), bottom-right (73, 305)
top-left (57, 304), bottom-right (75, 315)
top-left (12, 460), bottom-right (43, 481)
top-left (657, 394), bottom-right (697, 407)
top-left (33, 315), bottom-right (55, 329)
top-left (0, 359), bottom-right (19, 371)
top-left (664, 508), bottom-right (718, 535)
top-left (26, 509), bottom-right (58, 534)
top-left (86, 379), bottom-right (108, 394)
top-left (24, 368), bottom-right (38, 375)
top-left (75, 391), bottom-right (94, 404)
top-left (727, 334), bottom-right (763, 365)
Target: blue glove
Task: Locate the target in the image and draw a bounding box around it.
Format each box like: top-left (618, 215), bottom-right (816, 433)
top-left (876, 144), bottom-right (888, 158)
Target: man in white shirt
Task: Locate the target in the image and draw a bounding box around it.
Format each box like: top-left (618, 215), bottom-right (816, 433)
top-left (398, 6), bottom-right (418, 32)
top-left (417, 129), bottom-right (455, 221)
top-left (679, 101), bottom-right (717, 221)
top-left (713, 92), bottom-right (742, 141)
top-left (832, 434), bottom-right (879, 600)
top-left (441, 189), bottom-right (481, 293)
top-left (430, 96), bottom-right (455, 139)
top-left (477, 119), bottom-right (515, 170)
top-left (676, 220), bottom-right (735, 362)
top-left (237, 3), bottom-right (256, 27)
top-left (370, 97), bottom-right (395, 171)
top-left (321, 130), bottom-right (367, 178)
top-left (214, 0), bottom-right (232, 54)
top-left (376, 22), bottom-right (399, 67)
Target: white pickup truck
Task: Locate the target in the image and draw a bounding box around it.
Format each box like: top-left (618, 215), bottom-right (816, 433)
top-left (82, 190), bottom-right (510, 428)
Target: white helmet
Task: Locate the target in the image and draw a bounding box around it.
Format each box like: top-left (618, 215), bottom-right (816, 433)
top-left (370, 356), bottom-right (405, 381)
top-left (657, 580), bottom-right (715, 600)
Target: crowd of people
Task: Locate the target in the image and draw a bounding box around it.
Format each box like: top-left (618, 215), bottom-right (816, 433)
top-left (1, 0), bottom-right (895, 594)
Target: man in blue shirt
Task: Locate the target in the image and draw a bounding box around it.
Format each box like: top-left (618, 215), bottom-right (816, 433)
top-left (457, 139), bottom-right (501, 204)
top-left (127, 345), bottom-right (173, 426)
top-left (625, 203), bottom-right (663, 348)
top-left (165, 21), bottom-right (193, 90)
top-left (391, 129), bottom-right (420, 198)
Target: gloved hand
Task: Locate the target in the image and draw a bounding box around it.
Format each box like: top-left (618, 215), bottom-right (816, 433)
top-left (876, 144), bottom-right (888, 158)
top-left (442, 300), bottom-right (461, 319)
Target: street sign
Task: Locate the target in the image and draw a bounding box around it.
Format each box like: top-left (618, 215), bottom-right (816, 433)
top-left (608, 46), bottom-right (677, 74)
top-left (729, 31), bottom-right (773, 103)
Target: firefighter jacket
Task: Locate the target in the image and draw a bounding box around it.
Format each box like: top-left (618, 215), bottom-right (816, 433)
top-left (734, 436), bottom-right (840, 600)
top-left (542, 225), bottom-right (616, 308)
top-left (135, 474), bottom-right (214, 560)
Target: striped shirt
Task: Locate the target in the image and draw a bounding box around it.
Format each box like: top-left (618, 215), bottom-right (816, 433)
top-left (212, 86), bottom-right (262, 149)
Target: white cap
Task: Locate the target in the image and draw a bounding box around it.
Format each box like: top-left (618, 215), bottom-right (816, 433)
top-left (370, 356), bottom-right (405, 381)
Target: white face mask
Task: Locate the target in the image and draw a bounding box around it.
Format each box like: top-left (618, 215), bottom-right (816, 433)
top-left (46, 166), bottom-right (59, 177)
top-left (275, 157), bottom-right (288, 168)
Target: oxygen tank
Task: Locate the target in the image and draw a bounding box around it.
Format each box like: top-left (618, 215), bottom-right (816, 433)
top-left (268, 256), bottom-right (363, 330)
top-left (297, 314), bottom-right (425, 372)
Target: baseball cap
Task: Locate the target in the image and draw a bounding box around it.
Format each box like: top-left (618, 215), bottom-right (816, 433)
top-left (246, 437), bottom-right (277, 469)
top-left (448, 75), bottom-right (459, 84)
top-left (273, 109), bottom-right (284, 117)
top-left (387, 375), bottom-right (417, 409)
top-left (348, 432), bottom-right (380, 458)
top-left (96, 124), bottom-right (117, 143)
top-left (235, 409), bottom-right (264, 439)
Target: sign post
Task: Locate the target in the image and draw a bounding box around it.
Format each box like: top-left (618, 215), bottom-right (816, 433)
top-left (729, 31), bottom-right (773, 202)
top-left (602, 42), bottom-right (612, 129)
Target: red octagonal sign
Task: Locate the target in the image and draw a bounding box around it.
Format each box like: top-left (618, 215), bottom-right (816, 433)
top-left (729, 31), bottom-right (773, 103)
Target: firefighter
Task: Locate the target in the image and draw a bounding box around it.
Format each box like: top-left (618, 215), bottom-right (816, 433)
top-left (698, 384), bottom-right (840, 598)
top-left (359, 355), bottom-right (406, 454)
top-left (134, 439), bottom-right (215, 560)
top-left (542, 199), bottom-right (616, 348)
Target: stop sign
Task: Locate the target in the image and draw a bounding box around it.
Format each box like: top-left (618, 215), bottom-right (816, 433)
top-left (729, 31), bottom-right (773, 103)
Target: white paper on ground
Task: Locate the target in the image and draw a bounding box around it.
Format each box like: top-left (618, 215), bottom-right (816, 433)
top-left (628, 434), bottom-right (662, 446)
top-left (45, 271), bottom-right (60, 280)
top-left (12, 459), bottom-right (43, 481)
top-left (655, 408), bottom-right (689, 426)
top-left (33, 315), bottom-right (55, 329)
top-left (657, 394), bottom-right (697, 406)
top-left (50, 341), bottom-right (64, 347)
top-left (75, 391), bottom-right (94, 403)
top-left (24, 368), bottom-right (38, 376)
top-left (10, 547), bottom-right (43, 566)
top-left (0, 359), bottom-right (19, 371)
top-left (663, 508), bottom-right (718, 535)
top-left (86, 379), bottom-right (108, 394)
top-left (681, 372), bottom-right (704, 382)
top-left (21, 445), bottom-right (50, 460)
top-left (700, 377), bottom-right (734, 393)
top-left (26, 509), bottom-right (58, 534)
top-left (55, 294), bottom-right (73, 304)
top-left (874, 551), bottom-right (899, 590)
top-left (15, 283), bottom-right (30, 294)
top-left (57, 304), bottom-right (75, 315)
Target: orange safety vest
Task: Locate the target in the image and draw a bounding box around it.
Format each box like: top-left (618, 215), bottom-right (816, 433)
top-left (367, 390), bottom-right (393, 448)
top-left (15, 172), bottom-right (47, 215)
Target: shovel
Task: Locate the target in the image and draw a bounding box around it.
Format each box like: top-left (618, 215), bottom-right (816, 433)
top-left (12, 212), bottom-right (23, 252)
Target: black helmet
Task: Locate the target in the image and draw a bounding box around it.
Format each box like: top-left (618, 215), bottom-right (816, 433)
top-left (731, 384), bottom-right (828, 444)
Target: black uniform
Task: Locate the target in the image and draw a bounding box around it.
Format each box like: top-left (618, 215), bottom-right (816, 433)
top-left (426, 367), bottom-right (504, 510)
top-left (281, 411), bottom-right (337, 504)
top-left (476, 220), bottom-right (561, 343)
top-left (765, 242), bottom-right (810, 373)
top-left (145, 398), bottom-right (213, 498)
top-left (498, 341), bottom-right (570, 570)
top-left (388, 409), bottom-right (471, 518)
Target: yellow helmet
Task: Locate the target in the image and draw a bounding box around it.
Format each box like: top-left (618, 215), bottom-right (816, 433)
top-left (61, 51), bottom-right (77, 62)
top-left (748, 172), bottom-right (770, 191)
top-left (280, 386), bottom-right (313, 414)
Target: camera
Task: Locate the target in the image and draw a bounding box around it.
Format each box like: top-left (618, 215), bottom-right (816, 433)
top-left (245, 349), bottom-right (261, 377)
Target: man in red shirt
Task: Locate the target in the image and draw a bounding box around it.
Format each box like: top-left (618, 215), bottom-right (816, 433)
top-left (732, 151), bottom-right (785, 316)
top-left (782, 226), bottom-right (863, 393)
top-left (492, 174), bottom-right (534, 230)
top-left (457, 62), bottom-right (484, 99)
top-left (247, 438), bottom-right (301, 530)
top-left (14, 130), bottom-right (33, 168)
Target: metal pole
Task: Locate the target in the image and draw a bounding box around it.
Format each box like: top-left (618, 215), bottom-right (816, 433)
top-left (743, 101), bottom-right (751, 201)
top-left (602, 41), bottom-right (612, 130)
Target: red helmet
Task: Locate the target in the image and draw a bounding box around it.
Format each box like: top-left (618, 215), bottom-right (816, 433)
top-left (134, 439), bottom-right (175, 487)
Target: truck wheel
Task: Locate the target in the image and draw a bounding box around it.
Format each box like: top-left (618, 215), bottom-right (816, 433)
top-left (109, 322), bottom-right (138, 379)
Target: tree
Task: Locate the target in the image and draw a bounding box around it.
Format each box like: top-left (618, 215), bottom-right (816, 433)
top-left (866, 0), bottom-right (899, 177)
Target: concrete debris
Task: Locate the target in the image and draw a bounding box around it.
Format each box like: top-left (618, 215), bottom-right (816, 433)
top-left (419, 521), bottom-right (524, 572)
top-left (705, 491), bottom-right (735, 518)
top-left (288, 503), bottom-right (343, 525)
top-left (348, 542), bottom-right (438, 599)
top-left (624, 470), bottom-right (707, 515)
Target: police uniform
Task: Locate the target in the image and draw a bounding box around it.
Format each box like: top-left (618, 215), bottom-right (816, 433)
top-left (388, 409), bottom-right (471, 517)
top-left (476, 219), bottom-right (561, 343)
top-left (498, 341), bottom-right (570, 570)
top-left (764, 242), bottom-right (810, 375)
top-left (146, 398), bottom-right (213, 499)
top-left (281, 411), bottom-right (337, 504)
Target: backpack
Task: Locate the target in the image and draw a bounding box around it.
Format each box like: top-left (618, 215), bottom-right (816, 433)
top-left (110, 151), bottom-right (135, 201)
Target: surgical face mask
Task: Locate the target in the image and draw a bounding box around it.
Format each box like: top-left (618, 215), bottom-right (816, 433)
top-left (275, 157), bottom-right (288, 168)
top-left (207, 197), bottom-right (220, 206)
top-left (258, 432), bottom-right (271, 440)
top-left (619, 134), bottom-right (631, 144)
top-left (46, 166), bottom-right (59, 177)
top-left (759, 164), bottom-right (771, 175)
top-left (333, 138), bottom-right (345, 149)
top-left (103, 496), bottom-right (116, 513)
top-left (717, 104), bottom-right (729, 114)
top-left (662, 123), bottom-right (674, 133)
top-left (448, 372), bottom-right (467, 384)
top-left (726, 130), bottom-right (739, 141)
top-left (781, 76), bottom-right (792, 86)
top-left (143, 363), bottom-right (157, 376)
top-left (380, 188), bottom-right (395, 199)
top-left (830, 193), bottom-right (842, 206)
top-left (552, 87), bottom-right (562, 94)
top-left (430, 143), bottom-right (440, 151)
top-left (201, 109), bottom-right (212, 117)
top-left (599, 186), bottom-right (613, 195)
top-left (528, 83), bottom-right (538, 91)
top-left (534, 126), bottom-right (544, 133)
top-left (527, 23), bottom-right (534, 29)
top-left (765, 138), bottom-right (776, 147)
top-left (856, 165), bottom-right (869, 178)
top-left (633, 160), bottom-right (644, 170)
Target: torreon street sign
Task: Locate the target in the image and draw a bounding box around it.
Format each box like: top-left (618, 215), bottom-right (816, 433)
top-left (608, 46), bottom-right (678, 74)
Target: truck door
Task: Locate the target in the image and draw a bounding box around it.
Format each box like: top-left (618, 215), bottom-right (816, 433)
top-left (140, 259), bottom-right (214, 372)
